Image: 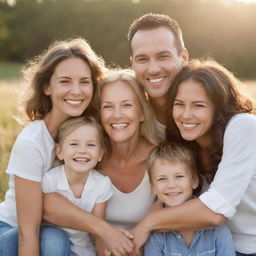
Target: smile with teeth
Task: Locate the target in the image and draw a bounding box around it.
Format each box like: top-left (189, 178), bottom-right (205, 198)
top-left (147, 77), bottom-right (165, 84)
top-left (74, 157), bottom-right (89, 163)
top-left (111, 123), bottom-right (128, 129)
top-left (182, 123), bottom-right (197, 129)
top-left (65, 99), bottom-right (83, 105)
top-left (164, 192), bottom-right (181, 196)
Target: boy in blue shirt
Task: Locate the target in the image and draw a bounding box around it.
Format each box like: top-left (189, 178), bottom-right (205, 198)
top-left (144, 142), bottom-right (235, 256)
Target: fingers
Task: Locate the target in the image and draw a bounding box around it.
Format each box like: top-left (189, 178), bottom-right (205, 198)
top-left (120, 228), bottom-right (134, 240)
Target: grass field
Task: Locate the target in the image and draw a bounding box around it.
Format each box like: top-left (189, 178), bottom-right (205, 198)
top-left (0, 79), bottom-right (256, 202)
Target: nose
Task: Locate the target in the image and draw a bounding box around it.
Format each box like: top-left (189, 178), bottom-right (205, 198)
top-left (182, 106), bottom-right (192, 119)
top-left (167, 178), bottom-right (176, 189)
top-left (70, 82), bottom-right (81, 95)
top-left (147, 60), bottom-right (161, 75)
top-left (113, 106), bottom-right (123, 118)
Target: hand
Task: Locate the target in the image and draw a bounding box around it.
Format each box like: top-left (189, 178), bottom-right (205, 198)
top-left (148, 198), bottom-right (163, 214)
top-left (98, 224), bottom-right (135, 256)
top-left (131, 221), bottom-right (151, 254)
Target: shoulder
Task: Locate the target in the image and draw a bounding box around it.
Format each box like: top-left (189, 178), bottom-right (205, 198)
top-left (91, 170), bottom-right (112, 185)
top-left (226, 113), bottom-right (256, 132)
top-left (15, 120), bottom-right (53, 146)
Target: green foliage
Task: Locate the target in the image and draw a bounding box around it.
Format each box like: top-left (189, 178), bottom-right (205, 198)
top-left (0, 0), bottom-right (256, 78)
top-left (0, 62), bottom-right (23, 79)
top-left (0, 82), bottom-right (22, 201)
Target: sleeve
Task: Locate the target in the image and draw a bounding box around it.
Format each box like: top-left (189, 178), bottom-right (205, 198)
top-left (96, 176), bottom-right (113, 203)
top-left (215, 226), bottom-right (236, 256)
top-left (6, 136), bottom-right (45, 182)
top-left (200, 115), bottom-right (256, 218)
top-left (41, 172), bottom-right (55, 193)
top-left (144, 232), bottom-right (164, 256)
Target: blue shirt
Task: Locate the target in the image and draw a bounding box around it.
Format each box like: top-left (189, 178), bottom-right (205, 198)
top-left (144, 225), bottom-right (235, 256)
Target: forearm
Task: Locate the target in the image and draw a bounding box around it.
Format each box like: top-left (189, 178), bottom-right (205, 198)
top-left (43, 192), bottom-right (108, 236)
top-left (15, 176), bottom-right (42, 256)
top-left (143, 198), bottom-right (225, 232)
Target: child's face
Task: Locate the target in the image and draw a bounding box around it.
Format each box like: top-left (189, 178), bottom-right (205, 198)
top-left (151, 159), bottom-right (198, 207)
top-left (56, 124), bottom-right (103, 175)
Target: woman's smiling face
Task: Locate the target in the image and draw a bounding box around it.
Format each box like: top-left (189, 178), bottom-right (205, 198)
top-left (172, 79), bottom-right (215, 148)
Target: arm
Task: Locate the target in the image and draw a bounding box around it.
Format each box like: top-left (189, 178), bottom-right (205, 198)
top-left (92, 201), bottom-right (108, 256)
top-left (132, 197), bottom-right (225, 250)
top-left (15, 176), bottom-right (42, 256)
top-left (43, 193), bottom-right (134, 256)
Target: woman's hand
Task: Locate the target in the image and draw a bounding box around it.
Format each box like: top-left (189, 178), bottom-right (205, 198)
top-left (97, 224), bottom-right (135, 256)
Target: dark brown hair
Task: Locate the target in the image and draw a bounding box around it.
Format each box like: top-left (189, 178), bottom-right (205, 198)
top-left (167, 58), bottom-right (255, 182)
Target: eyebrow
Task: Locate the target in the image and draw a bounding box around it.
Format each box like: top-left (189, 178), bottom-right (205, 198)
top-left (174, 99), bottom-right (208, 104)
top-left (56, 76), bottom-right (91, 79)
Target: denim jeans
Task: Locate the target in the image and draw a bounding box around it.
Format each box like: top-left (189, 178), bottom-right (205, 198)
top-left (0, 221), bottom-right (72, 256)
top-left (236, 252), bottom-right (256, 256)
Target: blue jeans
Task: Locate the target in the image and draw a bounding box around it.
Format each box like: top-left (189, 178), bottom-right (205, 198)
top-left (0, 221), bottom-right (72, 256)
top-left (236, 252), bottom-right (256, 256)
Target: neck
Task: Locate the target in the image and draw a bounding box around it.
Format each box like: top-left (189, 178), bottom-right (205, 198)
top-left (109, 137), bottom-right (145, 164)
top-left (64, 166), bottom-right (89, 198)
top-left (44, 110), bottom-right (69, 140)
top-left (149, 97), bottom-right (170, 126)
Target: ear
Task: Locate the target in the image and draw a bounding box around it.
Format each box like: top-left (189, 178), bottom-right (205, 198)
top-left (130, 56), bottom-right (134, 67)
top-left (192, 175), bottom-right (199, 190)
top-left (152, 184), bottom-right (158, 195)
top-left (43, 84), bottom-right (51, 96)
top-left (56, 144), bottom-right (63, 160)
top-left (97, 149), bottom-right (104, 162)
top-left (180, 48), bottom-right (189, 67)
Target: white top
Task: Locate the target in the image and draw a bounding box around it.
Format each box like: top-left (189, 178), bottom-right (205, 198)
top-left (105, 172), bottom-right (155, 230)
top-left (42, 165), bottom-right (113, 256)
top-left (155, 120), bottom-right (166, 140)
top-left (0, 120), bottom-right (55, 227)
top-left (199, 113), bottom-right (256, 254)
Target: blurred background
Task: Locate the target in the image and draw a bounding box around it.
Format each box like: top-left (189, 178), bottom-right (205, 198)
top-left (0, 0), bottom-right (256, 200)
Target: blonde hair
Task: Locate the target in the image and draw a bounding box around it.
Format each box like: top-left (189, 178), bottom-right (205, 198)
top-left (94, 69), bottom-right (162, 146)
top-left (19, 38), bottom-right (106, 124)
top-left (147, 142), bottom-right (198, 183)
top-left (53, 116), bottom-right (106, 167)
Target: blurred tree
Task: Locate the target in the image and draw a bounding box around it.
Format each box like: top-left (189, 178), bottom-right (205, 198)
top-left (0, 0), bottom-right (255, 78)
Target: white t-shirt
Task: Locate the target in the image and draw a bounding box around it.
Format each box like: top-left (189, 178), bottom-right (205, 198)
top-left (105, 172), bottom-right (155, 230)
top-left (0, 120), bottom-right (55, 227)
top-left (155, 120), bottom-right (166, 140)
top-left (199, 113), bottom-right (256, 254)
top-left (42, 165), bottom-right (113, 256)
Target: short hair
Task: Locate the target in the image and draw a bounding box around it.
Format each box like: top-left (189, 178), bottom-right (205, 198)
top-left (20, 38), bottom-right (106, 123)
top-left (54, 116), bottom-right (106, 166)
top-left (128, 13), bottom-right (185, 54)
top-left (94, 69), bottom-right (162, 147)
top-left (147, 142), bottom-right (198, 184)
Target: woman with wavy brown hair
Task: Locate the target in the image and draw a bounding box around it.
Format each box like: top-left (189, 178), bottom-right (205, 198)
top-left (0, 38), bottom-right (133, 256)
top-left (132, 59), bottom-right (256, 256)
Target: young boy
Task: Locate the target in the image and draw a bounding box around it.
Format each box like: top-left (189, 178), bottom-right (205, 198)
top-left (144, 142), bottom-right (235, 256)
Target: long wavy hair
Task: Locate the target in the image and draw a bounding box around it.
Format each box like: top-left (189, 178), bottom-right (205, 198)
top-left (166, 59), bottom-right (255, 183)
top-left (19, 38), bottom-right (106, 124)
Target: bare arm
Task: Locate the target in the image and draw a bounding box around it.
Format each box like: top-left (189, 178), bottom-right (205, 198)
top-left (15, 176), bottom-right (42, 256)
top-left (43, 193), bottom-right (134, 256)
top-left (132, 198), bottom-right (225, 250)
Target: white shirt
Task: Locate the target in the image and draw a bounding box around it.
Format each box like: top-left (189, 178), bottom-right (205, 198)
top-left (105, 172), bottom-right (155, 230)
top-left (0, 120), bottom-right (55, 227)
top-left (199, 113), bottom-right (256, 254)
top-left (42, 165), bottom-right (113, 256)
top-left (155, 120), bottom-right (166, 140)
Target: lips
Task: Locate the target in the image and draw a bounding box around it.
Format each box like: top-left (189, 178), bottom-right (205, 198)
top-left (182, 123), bottom-right (197, 129)
top-left (73, 157), bottom-right (89, 163)
top-left (148, 77), bottom-right (165, 84)
top-left (65, 99), bottom-right (83, 105)
top-left (164, 192), bottom-right (181, 196)
top-left (111, 123), bottom-right (129, 129)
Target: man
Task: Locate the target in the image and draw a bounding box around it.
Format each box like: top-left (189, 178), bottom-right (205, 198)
top-left (128, 13), bottom-right (189, 129)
